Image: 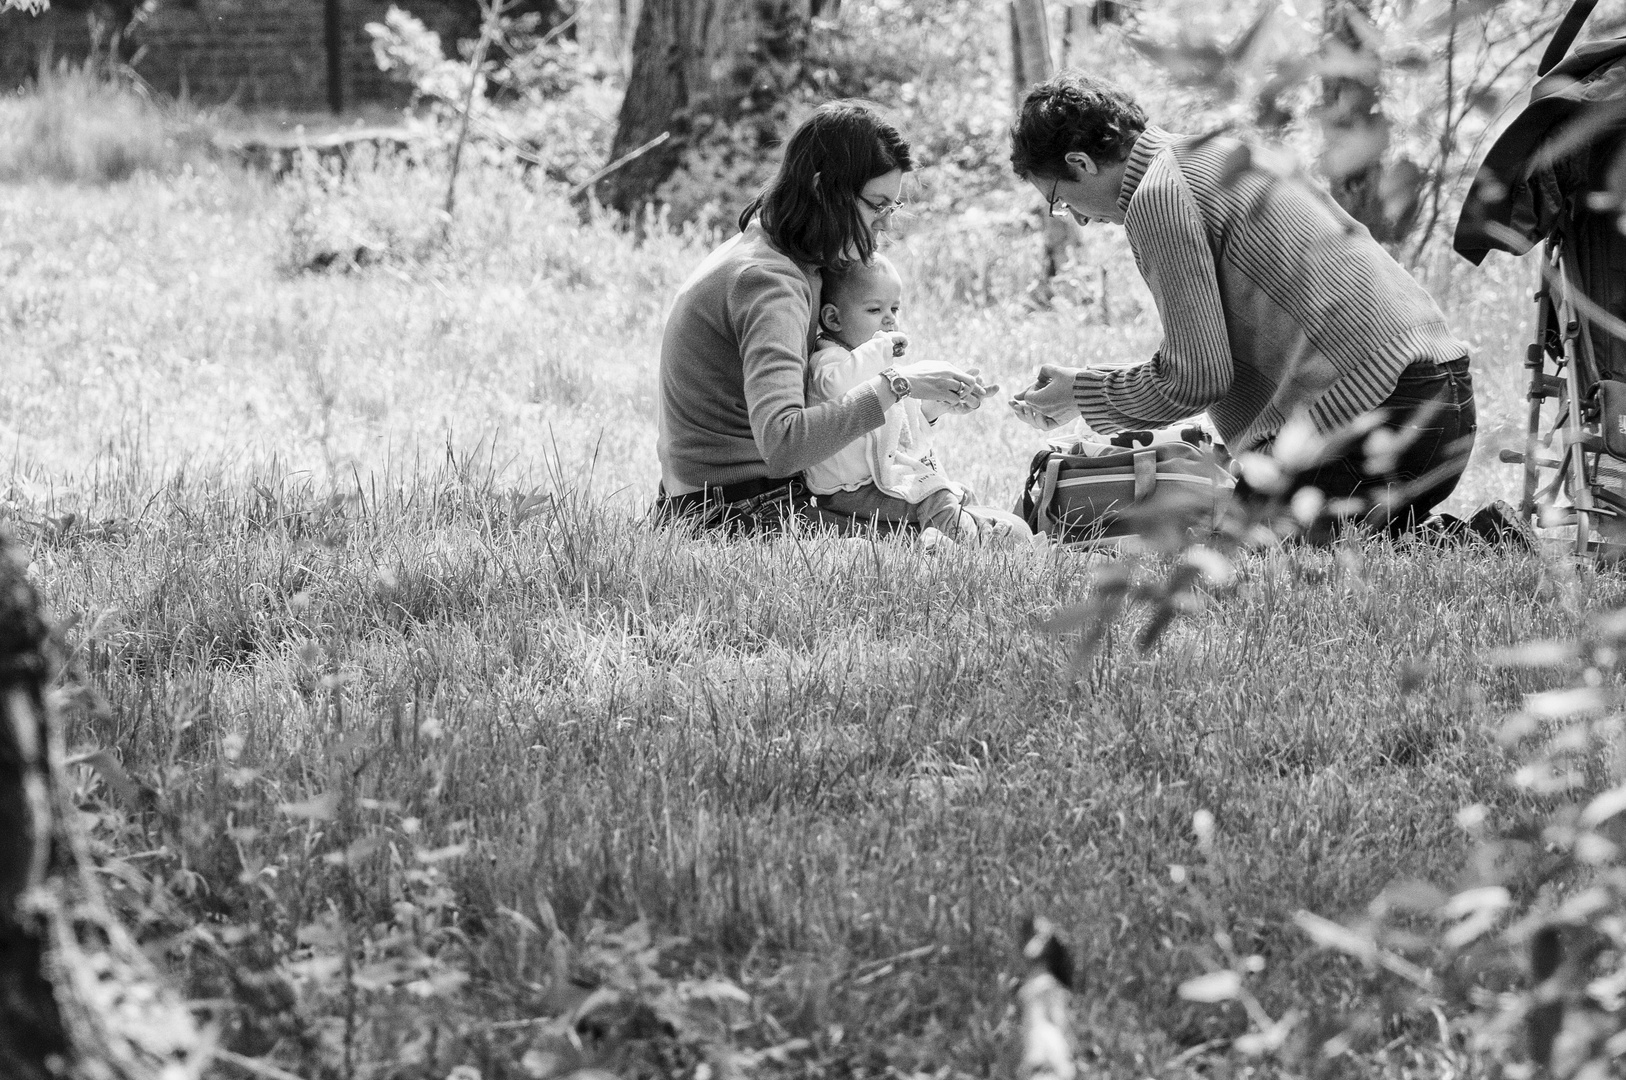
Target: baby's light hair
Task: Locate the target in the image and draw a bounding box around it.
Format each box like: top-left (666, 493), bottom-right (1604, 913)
top-left (821, 254), bottom-right (903, 314)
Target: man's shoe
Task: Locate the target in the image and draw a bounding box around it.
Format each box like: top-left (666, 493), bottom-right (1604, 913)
top-left (1469, 500), bottom-right (1539, 551)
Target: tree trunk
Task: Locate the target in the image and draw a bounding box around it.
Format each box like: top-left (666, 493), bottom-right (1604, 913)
top-left (324, 0), bottom-right (344, 115)
top-left (1011, 0), bottom-right (1078, 301)
top-left (1319, 0), bottom-right (1416, 243)
top-left (0, 533), bottom-right (202, 1080)
top-left (597, 0), bottom-right (816, 216)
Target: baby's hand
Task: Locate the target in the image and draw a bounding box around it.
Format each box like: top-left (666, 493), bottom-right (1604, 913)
top-left (871, 330), bottom-right (909, 357)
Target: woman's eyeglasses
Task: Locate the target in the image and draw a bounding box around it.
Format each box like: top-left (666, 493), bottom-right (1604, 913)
top-left (859, 194), bottom-right (907, 218)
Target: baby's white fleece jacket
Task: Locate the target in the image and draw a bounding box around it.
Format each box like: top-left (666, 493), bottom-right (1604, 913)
top-left (803, 334), bottom-right (962, 504)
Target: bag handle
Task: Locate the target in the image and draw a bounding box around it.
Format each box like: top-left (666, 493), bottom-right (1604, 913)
top-left (1034, 456), bottom-right (1064, 537)
top-left (1539, 0), bottom-right (1598, 76)
top-left (1018, 448), bottom-right (1052, 528)
top-left (1132, 450), bottom-right (1157, 502)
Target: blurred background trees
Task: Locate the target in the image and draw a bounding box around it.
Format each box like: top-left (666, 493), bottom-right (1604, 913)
top-left (579, 0), bottom-right (1583, 265)
top-left (0, 0), bottom-right (1591, 264)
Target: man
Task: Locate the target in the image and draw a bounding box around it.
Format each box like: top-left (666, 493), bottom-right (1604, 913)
top-left (1006, 73), bottom-right (1479, 534)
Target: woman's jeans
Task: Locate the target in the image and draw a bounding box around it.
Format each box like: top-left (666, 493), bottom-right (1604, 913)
top-left (653, 476), bottom-right (966, 538)
top-left (1240, 356), bottom-right (1478, 536)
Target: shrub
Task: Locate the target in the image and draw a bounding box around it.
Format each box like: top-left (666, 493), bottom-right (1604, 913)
top-left (366, 4), bottom-right (615, 192)
top-left (0, 62), bottom-right (202, 184)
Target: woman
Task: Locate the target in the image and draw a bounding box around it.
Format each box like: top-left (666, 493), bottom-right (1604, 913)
top-left (654, 101), bottom-right (993, 535)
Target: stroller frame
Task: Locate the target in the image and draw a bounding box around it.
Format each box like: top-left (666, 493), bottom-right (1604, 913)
top-left (1507, 238), bottom-right (1626, 559)
top-left (1455, 0), bottom-right (1626, 559)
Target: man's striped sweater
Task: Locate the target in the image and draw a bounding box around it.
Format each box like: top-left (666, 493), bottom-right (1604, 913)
top-left (1073, 127), bottom-right (1469, 452)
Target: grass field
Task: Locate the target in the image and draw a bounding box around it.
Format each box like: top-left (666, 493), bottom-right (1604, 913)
top-left (1, 107), bottom-right (1613, 1078)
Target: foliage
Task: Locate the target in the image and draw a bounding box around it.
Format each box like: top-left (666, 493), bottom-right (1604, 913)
top-left (4, 3), bottom-right (1615, 1073)
top-left (366, 3), bottom-right (614, 193)
top-left (652, 1), bottom-right (1017, 229)
top-left (1157, 601), bottom-right (1626, 1079)
top-left (1117, 0), bottom-right (1566, 256)
top-left (0, 61), bottom-right (207, 184)
top-left (0, 140), bottom-right (1598, 1076)
top-left (69, 710), bottom-right (757, 1079)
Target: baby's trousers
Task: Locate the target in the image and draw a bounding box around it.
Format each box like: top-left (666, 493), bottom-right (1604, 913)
top-left (813, 484), bottom-right (968, 538)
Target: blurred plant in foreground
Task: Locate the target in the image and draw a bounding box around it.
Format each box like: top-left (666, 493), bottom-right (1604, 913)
top-left (1168, 608), bottom-right (1626, 1078)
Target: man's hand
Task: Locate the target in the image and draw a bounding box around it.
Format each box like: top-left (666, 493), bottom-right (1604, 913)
top-left (1010, 364), bottom-right (1083, 431)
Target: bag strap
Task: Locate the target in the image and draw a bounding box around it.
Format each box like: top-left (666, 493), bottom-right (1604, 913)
top-left (1132, 450), bottom-right (1157, 501)
top-left (1034, 457), bottom-right (1064, 537)
top-left (1539, 0), bottom-right (1599, 76)
top-left (1018, 448), bottom-right (1053, 527)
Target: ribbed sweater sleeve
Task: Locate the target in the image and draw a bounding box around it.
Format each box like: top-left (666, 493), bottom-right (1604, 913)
top-left (732, 265), bottom-right (887, 477)
top-left (1073, 155), bottom-right (1232, 433)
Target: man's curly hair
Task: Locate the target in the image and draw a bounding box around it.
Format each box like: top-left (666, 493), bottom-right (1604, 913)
top-left (1009, 72), bottom-right (1149, 178)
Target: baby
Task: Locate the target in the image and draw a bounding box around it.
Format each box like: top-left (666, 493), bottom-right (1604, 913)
top-left (803, 255), bottom-right (993, 540)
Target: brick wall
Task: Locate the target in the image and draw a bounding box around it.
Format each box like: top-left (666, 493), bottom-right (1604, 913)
top-left (0, 0), bottom-right (471, 110)
top-left (0, 6), bottom-right (102, 85)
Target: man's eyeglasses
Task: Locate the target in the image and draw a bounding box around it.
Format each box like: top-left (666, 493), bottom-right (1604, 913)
top-left (1046, 175), bottom-right (1072, 218)
top-left (859, 194), bottom-right (907, 218)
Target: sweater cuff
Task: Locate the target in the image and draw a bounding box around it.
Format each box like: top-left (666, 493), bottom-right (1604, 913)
top-left (1073, 369), bottom-right (1126, 435)
top-left (852, 378), bottom-right (890, 429)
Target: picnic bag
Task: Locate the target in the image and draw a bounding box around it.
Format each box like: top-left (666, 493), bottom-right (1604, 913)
top-left (1015, 428), bottom-right (1235, 543)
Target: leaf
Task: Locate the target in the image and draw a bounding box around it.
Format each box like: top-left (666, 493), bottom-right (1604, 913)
top-left (1128, 35), bottom-right (1237, 96)
top-left (1528, 1001), bottom-right (1564, 1067)
top-left (1372, 879), bottom-right (1445, 916)
top-left (406, 968), bottom-right (470, 997)
top-left (279, 791), bottom-right (339, 821)
top-left (1397, 657), bottom-right (1430, 695)
top-left (512, 491), bottom-right (556, 525)
top-left (1177, 970), bottom-right (1242, 1002)
top-left (296, 921), bottom-right (345, 949)
top-left (1442, 887), bottom-right (1511, 949)
top-left (1581, 784), bottom-right (1626, 827)
top-left (1483, 640), bottom-right (1577, 668)
top-left (1379, 158), bottom-right (1425, 227)
top-left (415, 842), bottom-right (469, 863)
top-left (1293, 911), bottom-right (1376, 962)
top-left (1192, 808), bottom-right (1216, 852)
top-left (74, 748), bottom-right (142, 808)
top-left (1321, 124), bottom-right (1389, 181)
top-left (1421, 0), bottom-right (1508, 35)
top-left (352, 958), bottom-right (417, 990)
top-left (1225, 6), bottom-right (1276, 67)
top-left (1442, 885), bottom-right (1511, 920)
top-left (323, 836), bottom-right (383, 866)
top-left (1530, 925), bottom-right (1563, 982)
top-left (678, 977), bottom-right (751, 1007)
top-left (1235, 1011), bottom-right (1297, 1056)
top-left (1184, 547), bottom-right (1234, 588)
top-left (1523, 686), bottom-right (1612, 718)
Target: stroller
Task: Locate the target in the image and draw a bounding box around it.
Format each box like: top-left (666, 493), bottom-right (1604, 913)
top-left (1455, 0), bottom-right (1626, 557)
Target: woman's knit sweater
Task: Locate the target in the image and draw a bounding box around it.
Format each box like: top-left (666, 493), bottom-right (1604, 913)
top-left (657, 222), bottom-right (887, 493)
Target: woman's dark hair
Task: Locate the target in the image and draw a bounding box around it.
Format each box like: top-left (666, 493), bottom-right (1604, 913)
top-left (1009, 72), bottom-right (1148, 178)
top-left (739, 100), bottom-right (913, 270)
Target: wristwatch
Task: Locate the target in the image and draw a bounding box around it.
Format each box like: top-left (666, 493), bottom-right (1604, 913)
top-left (881, 367), bottom-right (911, 399)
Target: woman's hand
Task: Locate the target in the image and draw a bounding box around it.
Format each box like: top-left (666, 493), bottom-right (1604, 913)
top-left (1010, 364), bottom-right (1083, 430)
top-left (895, 360), bottom-right (998, 409)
